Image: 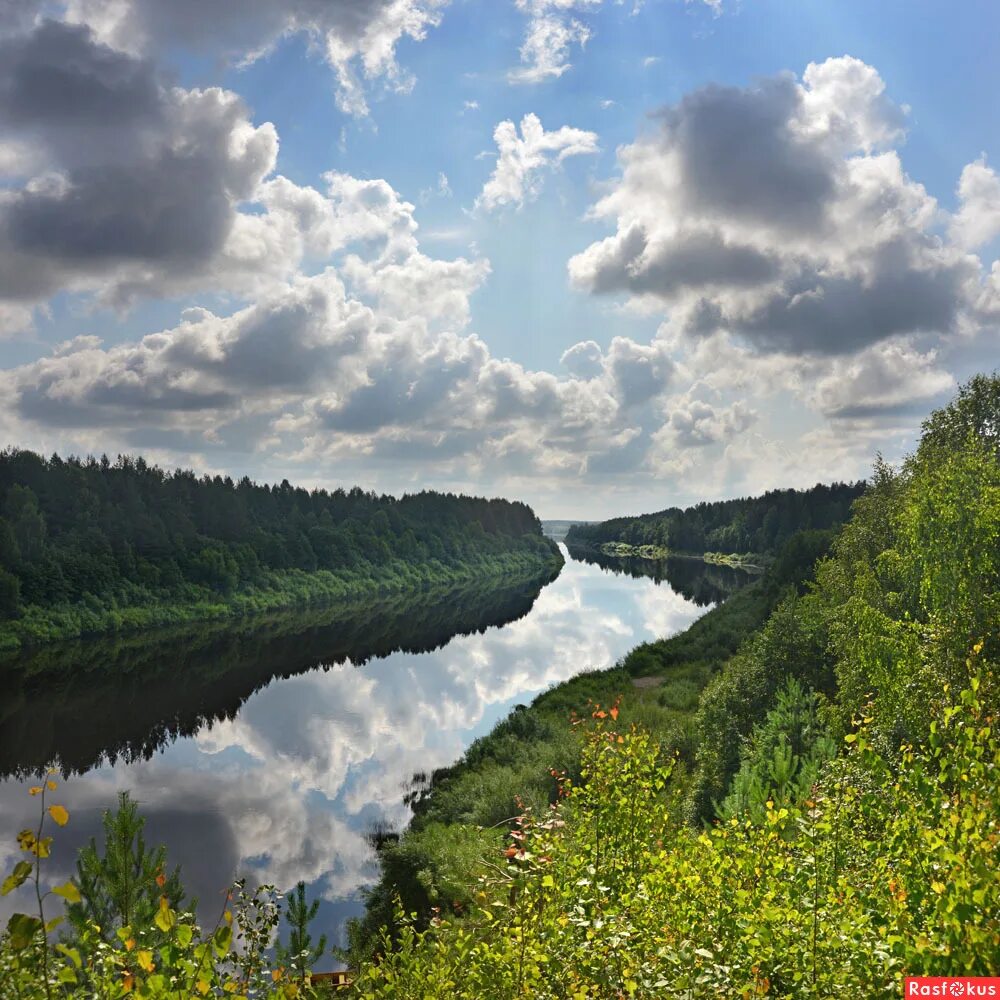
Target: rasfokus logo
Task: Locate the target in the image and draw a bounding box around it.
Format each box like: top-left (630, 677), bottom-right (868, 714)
top-left (905, 980), bottom-right (1000, 997)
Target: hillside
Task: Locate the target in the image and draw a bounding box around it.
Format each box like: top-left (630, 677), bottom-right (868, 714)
top-left (0, 451), bottom-right (561, 651)
top-left (346, 374), bottom-right (999, 993)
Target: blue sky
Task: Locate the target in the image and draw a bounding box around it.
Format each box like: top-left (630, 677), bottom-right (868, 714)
top-left (0, 0), bottom-right (997, 516)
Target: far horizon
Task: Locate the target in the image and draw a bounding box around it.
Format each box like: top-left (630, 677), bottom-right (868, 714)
top-left (1, 2), bottom-right (997, 518)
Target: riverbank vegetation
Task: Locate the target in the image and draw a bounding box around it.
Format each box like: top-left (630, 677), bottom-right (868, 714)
top-left (1, 376), bottom-right (997, 996)
top-left (0, 451), bottom-right (561, 651)
top-left (594, 542), bottom-right (766, 571)
top-left (347, 374), bottom-right (999, 992)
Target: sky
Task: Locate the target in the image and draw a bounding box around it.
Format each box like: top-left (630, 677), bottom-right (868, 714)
top-left (0, 0), bottom-right (998, 518)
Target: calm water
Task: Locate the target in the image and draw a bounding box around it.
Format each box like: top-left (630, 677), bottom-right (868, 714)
top-left (0, 546), bottom-right (751, 949)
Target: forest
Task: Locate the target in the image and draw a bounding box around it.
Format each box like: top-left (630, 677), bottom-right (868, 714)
top-left (566, 480), bottom-right (865, 558)
top-left (0, 450), bottom-right (561, 651)
top-left (1, 374), bottom-right (997, 997)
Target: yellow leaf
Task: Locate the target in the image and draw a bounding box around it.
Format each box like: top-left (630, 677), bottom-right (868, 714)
top-left (52, 882), bottom-right (82, 904)
top-left (48, 805), bottom-right (69, 827)
top-left (28, 787), bottom-right (42, 797)
top-left (154, 895), bottom-right (176, 933)
top-left (196, 980), bottom-right (211, 996)
top-left (46, 781), bottom-right (57, 791)
top-left (124, 938), bottom-right (135, 952)
top-left (136, 950), bottom-right (155, 973)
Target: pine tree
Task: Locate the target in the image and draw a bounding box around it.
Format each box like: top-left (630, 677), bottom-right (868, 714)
top-left (275, 881), bottom-right (327, 983)
top-left (66, 791), bottom-right (185, 943)
top-left (716, 678), bottom-right (836, 823)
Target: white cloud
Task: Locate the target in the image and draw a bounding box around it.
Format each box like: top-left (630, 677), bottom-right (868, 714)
top-left (569, 57), bottom-right (986, 359)
top-left (0, 21), bottom-right (283, 318)
top-left (475, 112), bottom-right (598, 212)
top-left (656, 394), bottom-right (756, 451)
top-left (950, 156), bottom-right (1000, 250)
top-left (508, 0), bottom-right (601, 84)
top-left (808, 341), bottom-right (955, 420)
top-left (0, 42), bottom-right (990, 510)
top-left (57, 0), bottom-right (450, 116)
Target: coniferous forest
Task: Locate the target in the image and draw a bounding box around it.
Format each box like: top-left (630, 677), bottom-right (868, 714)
top-left (0, 450), bottom-right (561, 651)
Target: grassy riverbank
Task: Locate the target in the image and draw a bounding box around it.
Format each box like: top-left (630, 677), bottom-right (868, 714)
top-left (346, 526), bottom-right (834, 956)
top-left (0, 543), bottom-right (562, 653)
top-left (0, 449), bottom-right (561, 652)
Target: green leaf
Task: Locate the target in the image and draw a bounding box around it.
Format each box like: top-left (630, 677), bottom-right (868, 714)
top-left (212, 924), bottom-right (232, 957)
top-left (55, 943), bottom-right (82, 968)
top-left (176, 923), bottom-right (194, 948)
top-left (6, 912), bottom-right (43, 950)
top-left (1, 861), bottom-right (33, 896)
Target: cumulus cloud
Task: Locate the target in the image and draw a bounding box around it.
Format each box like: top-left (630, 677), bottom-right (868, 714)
top-left (569, 56), bottom-right (985, 356)
top-left (3, 289), bottom-right (678, 490)
top-left (0, 36), bottom-right (988, 508)
top-left (0, 17), bottom-right (477, 331)
top-left (0, 20), bottom-right (283, 319)
top-left (656, 395), bottom-right (756, 450)
top-left (808, 341), bottom-right (955, 420)
top-left (476, 112), bottom-right (598, 212)
top-left (508, 0), bottom-right (600, 84)
top-left (50, 0), bottom-right (450, 116)
top-left (560, 339), bottom-right (603, 378)
top-left (8, 272), bottom-right (374, 429)
top-left (950, 156), bottom-right (1000, 250)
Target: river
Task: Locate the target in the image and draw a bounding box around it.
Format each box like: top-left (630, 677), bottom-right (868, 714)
top-left (0, 544), bottom-right (752, 951)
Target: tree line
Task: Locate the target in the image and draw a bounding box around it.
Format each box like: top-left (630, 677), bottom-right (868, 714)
top-left (0, 449), bottom-right (559, 649)
top-left (566, 480), bottom-right (865, 556)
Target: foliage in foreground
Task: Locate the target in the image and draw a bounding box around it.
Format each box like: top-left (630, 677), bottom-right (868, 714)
top-left (352, 374), bottom-right (1000, 992)
top-left (0, 782), bottom-right (338, 999)
top-left (347, 526), bottom-right (837, 955)
top-left (353, 663), bottom-right (999, 998)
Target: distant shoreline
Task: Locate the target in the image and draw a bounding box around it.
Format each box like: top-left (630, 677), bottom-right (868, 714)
top-left (569, 539), bottom-right (766, 572)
